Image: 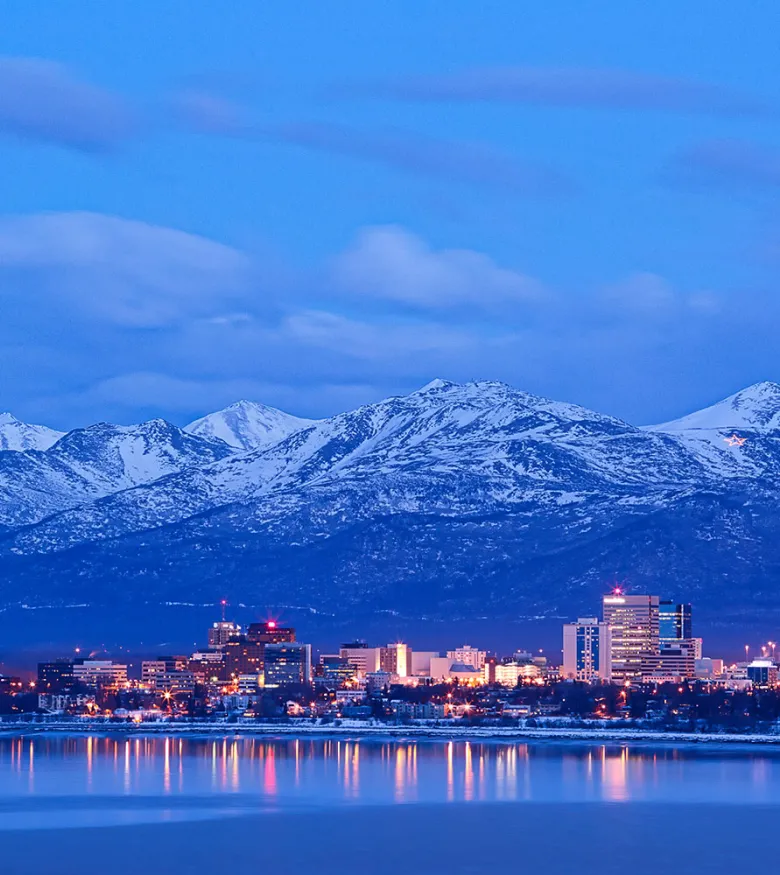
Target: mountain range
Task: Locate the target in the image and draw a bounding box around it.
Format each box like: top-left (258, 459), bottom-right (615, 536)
top-left (0, 381), bottom-right (779, 643)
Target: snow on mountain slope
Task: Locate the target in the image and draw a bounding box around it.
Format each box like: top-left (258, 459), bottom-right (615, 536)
top-left (652, 381), bottom-right (780, 432)
top-left (646, 381), bottom-right (780, 479)
top-left (3, 379), bottom-right (780, 629)
top-left (0, 418), bottom-right (234, 527)
top-left (0, 413), bottom-right (63, 451)
top-left (46, 419), bottom-right (234, 491)
top-left (0, 380), bottom-right (724, 555)
top-left (185, 401), bottom-right (316, 450)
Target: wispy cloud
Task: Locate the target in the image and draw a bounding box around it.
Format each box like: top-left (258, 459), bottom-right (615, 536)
top-left (0, 57), bottom-right (135, 151)
top-left (341, 65), bottom-right (771, 116)
top-left (663, 139), bottom-right (780, 192)
top-left (170, 88), bottom-right (573, 195)
top-left (268, 121), bottom-right (572, 195)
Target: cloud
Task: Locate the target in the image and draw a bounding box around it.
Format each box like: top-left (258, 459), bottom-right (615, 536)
top-left (599, 272), bottom-right (722, 320)
top-left (0, 211), bottom-right (251, 327)
top-left (167, 88), bottom-right (248, 136)
top-left (282, 309), bottom-right (478, 359)
top-left (0, 57), bottom-right (134, 150)
top-left (344, 66), bottom-right (770, 116)
top-left (663, 139), bottom-right (780, 192)
top-left (267, 121), bottom-right (572, 195)
top-left (330, 226), bottom-right (545, 308)
top-left (0, 215), bottom-right (764, 431)
top-left (170, 88), bottom-right (571, 195)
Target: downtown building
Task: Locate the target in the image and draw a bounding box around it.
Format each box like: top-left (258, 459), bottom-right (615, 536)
top-left (586, 593), bottom-right (698, 684)
top-left (602, 593), bottom-right (660, 684)
top-left (339, 642), bottom-right (381, 677)
top-left (263, 643), bottom-right (312, 688)
top-left (562, 618), bottom-right (612, 682)
top-left (379, 643), bottom-right (411, 678)
top-left (641, 600), bottom-right (697, 682)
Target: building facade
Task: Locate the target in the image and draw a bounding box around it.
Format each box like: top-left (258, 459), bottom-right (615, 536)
top-left (37, 660), bottom-right (75, 692)
top-left (659, 601), bottom-right (692, 645)
top-left (338, 643), bottom-right (381, 677)
top-left (562, 618), bottom-right (612, 682)
top-left (602, 593), bottom-right (660, 684)
top-left (207, 621), bottom-right (242, 650)
top-left (246, 621), bottom-right (296, 645)
top-left (316, 655), bottom-right (358, 689)
top-left (72, 660), bottom-right (128, 689)
top-left (446, 645), bottom-right (486, 671)
top-left (263, 643), bottom-right (312, 688)
top-left (379, 643), bottom-right (411, 678)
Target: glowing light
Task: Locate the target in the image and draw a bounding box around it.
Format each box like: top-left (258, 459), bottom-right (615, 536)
top-left (267, 621), bottom-right (277, 629)
top-left (724, 433), bottom-right (747, 448)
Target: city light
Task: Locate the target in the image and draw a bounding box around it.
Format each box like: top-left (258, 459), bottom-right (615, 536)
top-left (10, 591), bottom-right (780, 732)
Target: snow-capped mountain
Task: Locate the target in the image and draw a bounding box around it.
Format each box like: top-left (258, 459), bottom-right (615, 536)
top-left (185, 401), bottom-right (316, 450)
top-left (653, 381), bottom-right (780, 432)
top-left (0, 380), bottom-right (779, 635)
top-left (0, 378), bottom-right (709, 553)
top-left (646, 381), bottom-right (780, 481)
top-left (0, 413), bottom-right (63, 452)
top-left (0, 418), bottom-right (233, 527)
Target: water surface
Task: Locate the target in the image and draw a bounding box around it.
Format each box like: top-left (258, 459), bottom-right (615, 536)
top-left (2, 734), bottom-right (780, 830)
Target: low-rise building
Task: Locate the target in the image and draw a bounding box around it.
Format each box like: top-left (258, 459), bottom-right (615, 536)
top-left (490, 662), bottom-right (542, 686)
top-left (446, 645), bottom-right (486, 671)
top-left (73, 660), bottom-right (128, 689)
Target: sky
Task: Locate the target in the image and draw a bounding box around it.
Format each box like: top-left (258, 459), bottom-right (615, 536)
top-left (1, 1), bottom-right (780, 429)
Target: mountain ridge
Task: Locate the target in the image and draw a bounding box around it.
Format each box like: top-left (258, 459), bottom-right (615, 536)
top-left (0, 379), bottom-right (778, 633)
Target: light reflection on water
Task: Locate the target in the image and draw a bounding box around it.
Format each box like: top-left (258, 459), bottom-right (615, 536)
top-left (2, 735), bottom-right (780, 829)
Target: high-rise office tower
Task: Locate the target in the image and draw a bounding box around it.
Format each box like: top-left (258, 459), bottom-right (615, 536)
top-left (562, 618), bottom-right (612, 682)
top-left (246, 621), bottom-right (296, 645)
top-left (602, 592), bottom-right (659, 684)
top-left (659, 601), bottom-right (692, 645)
top-left (647, 600), bottom-right (696, 680)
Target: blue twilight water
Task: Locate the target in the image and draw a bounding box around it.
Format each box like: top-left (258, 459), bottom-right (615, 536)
top-left (2, 735), bottom-right (780, 831)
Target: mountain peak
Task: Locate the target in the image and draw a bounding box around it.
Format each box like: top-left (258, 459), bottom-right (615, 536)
top-left (652, 381), bottom-right (780, 433)
top-left (185, 400), bottom-right (316, 451)
top-left (0, 413), bottom-right (64, 452)
top-left (414, 378), bottom-right (456, 394)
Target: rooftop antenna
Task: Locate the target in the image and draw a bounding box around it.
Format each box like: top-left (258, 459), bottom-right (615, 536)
top-left (221, 599), bottom-right (227, 622)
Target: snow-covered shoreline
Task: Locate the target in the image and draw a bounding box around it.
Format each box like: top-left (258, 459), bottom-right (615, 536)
top-left (3, 720), bottom-right (780, 747)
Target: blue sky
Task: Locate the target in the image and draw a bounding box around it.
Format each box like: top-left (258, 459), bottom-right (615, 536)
top-left (1, 1), bottom-right (779, 428)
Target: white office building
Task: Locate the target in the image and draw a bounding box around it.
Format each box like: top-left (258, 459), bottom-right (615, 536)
top-left (562, 618), bottom-right (612, 682)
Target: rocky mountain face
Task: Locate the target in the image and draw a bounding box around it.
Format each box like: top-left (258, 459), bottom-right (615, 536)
top-left (0, 380), bottom-right (779, 634)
